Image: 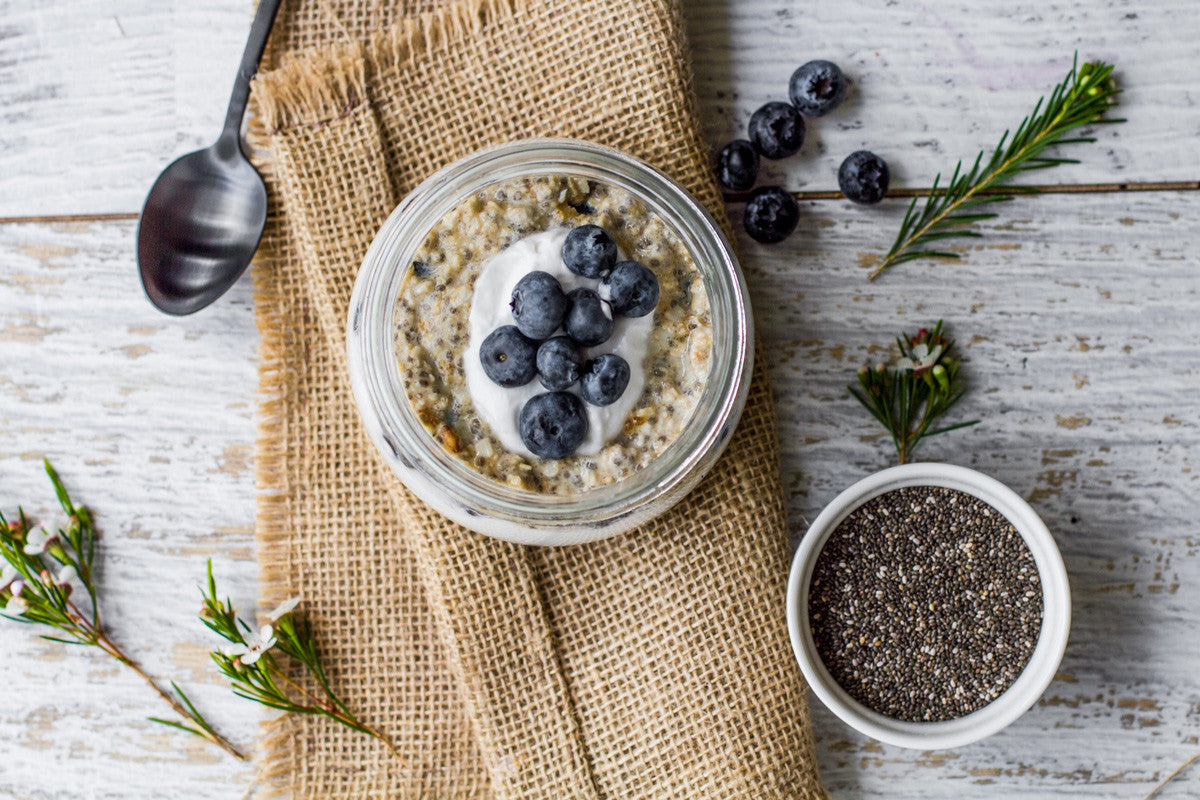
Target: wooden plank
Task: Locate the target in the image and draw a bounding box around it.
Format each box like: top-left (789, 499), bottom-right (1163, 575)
top-left (735, 189), bottom-right (1200, 797)
top-left (0, 219), bottom-right (260, 796)
top-left (0, 0), bottom-right (249, 218)
top-left (0, 0), bottom-right (1199, 217)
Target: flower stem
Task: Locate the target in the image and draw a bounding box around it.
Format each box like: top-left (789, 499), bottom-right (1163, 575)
top-left (83, 610), bottom-right (246, 761)
top-left (269, 663), bottom-right (403, 761)
top-left (272, 662), bottom-right (336, 711)
top-left (362, 723), bottom-right (404, 761)
top-left (1141, 751), bottom-right (1200, 800)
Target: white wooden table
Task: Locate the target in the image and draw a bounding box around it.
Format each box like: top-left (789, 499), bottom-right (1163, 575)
top-left (2, 1), bottom-right (1197, 797)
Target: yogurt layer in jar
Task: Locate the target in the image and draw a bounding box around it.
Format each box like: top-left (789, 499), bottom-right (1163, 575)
top-left (393, 174), bottom-right (713, 495)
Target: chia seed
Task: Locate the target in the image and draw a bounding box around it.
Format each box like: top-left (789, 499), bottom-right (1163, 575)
top-left (807, 485), bottom-right (1043, 722)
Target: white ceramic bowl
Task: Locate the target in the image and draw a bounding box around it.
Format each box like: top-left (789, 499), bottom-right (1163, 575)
top-left (786, 463), bottom-right (1071, 749)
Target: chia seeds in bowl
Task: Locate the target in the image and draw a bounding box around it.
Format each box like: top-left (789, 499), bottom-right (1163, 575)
top-left (786, 463), bottom-right (1071, 749)
top-left (347, 140), bottom-right (753, 545)
top-left (808, 486), bottom-right (1043, 723)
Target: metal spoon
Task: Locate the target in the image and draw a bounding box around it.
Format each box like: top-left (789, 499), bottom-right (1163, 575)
top-left (137, 0), bottom-right (283, 315)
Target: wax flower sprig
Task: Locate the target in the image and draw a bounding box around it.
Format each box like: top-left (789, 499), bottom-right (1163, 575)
top-left (199, 561), bottom-right (402, 760)
top-left (0, 461), bottom-right (245, 760)
top-left (850, 321), bottom-right (980, 464)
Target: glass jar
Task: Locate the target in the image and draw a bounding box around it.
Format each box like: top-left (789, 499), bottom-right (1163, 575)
top-left (347, 139), bottom-right (752, 545)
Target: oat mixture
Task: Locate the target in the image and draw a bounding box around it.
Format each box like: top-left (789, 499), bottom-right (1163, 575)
top-left (393, 175), bottom-right (713, 494)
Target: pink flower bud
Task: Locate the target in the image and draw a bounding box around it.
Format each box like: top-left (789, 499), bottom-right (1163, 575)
top-left (5, 519), bottom-right (27, 543)
top-left (933, 364), bottom-right (951, 393)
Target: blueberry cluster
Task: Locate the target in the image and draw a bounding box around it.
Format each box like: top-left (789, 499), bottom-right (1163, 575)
top-left (478, 225), bottom-right (659, 459)
top-left (715, 60), bottom-right (890, 244)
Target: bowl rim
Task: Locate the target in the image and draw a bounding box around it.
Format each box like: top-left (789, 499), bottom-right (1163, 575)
top-left (785, 462), bottom-right (1071, 749)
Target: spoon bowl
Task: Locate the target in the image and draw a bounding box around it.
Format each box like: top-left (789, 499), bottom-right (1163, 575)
top-left (137, 135), bottom-right (267, 315)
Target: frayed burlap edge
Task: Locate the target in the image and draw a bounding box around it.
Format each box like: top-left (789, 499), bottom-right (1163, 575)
top-left (254, 42), bottom-right (367, 134)
top-left (247, 3), bottom-right (535, 795)
top-left (254, 0), bottom-right (523, 134)
top-left (245, 158), bottom-right (303, 799)
top-left (244, 111), bottom-right (294, 798)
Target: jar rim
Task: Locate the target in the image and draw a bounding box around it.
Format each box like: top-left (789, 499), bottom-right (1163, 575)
top-left (347, 139), bottom-right (753, 543)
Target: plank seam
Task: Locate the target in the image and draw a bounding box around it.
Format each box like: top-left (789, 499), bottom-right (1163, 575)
top-left (3, 180), bottom-right (1197, 225)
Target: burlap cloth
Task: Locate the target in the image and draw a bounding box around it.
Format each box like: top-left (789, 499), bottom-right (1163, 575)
top-left (248, 0), bottom-right (828, 797)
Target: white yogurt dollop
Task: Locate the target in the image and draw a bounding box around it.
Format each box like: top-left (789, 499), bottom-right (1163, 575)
top-left (464, 228), bottom-right (651, 458)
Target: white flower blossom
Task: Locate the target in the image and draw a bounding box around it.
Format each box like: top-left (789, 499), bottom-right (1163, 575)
top-left (4, 580), bottom-right (28, 615)
top-left (53, 565), bottom-right (77, 594)
top-left (895, 342), bottom-right (943, 373)
top-left (23, 527), bottom-right (59, 556)
top-left (224, 625), bottom-right (277, 665)
top-left (266, 597), bottom-right (300, 621)
top-left (0, 562), bottom-right (18, 591)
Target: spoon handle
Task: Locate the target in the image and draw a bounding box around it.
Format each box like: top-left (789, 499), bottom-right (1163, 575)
top-left (221, 0), bottom-right (285, 143)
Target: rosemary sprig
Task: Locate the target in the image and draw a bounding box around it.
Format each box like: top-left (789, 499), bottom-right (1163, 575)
top-left (199, 561), bottom-right (403, 761)
top-left (1, 461), bottom-right (245, 760)
top-left (872, 56), bottom-right (1122, 279)
top-left (849, 321), bottom-right (979, 464)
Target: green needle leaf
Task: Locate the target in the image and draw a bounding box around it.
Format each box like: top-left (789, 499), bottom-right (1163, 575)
top-left (38, 635), bottom-right (91, 646)
top-left (44, 459), bottom-right (74, 515)
top-left (925, 419), bottom-right (983, 436)
top-left (4, 461), bottom-right (245, 762)
top-left (148, 718), bottom-right (207, 737)
top-left (871, 55), bottom-right (1120, 279)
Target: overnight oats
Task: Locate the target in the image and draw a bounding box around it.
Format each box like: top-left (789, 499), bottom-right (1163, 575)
top-left (393, 175), bottom-right (713, 494)
top-left (348, 140), bottom-right (751, 544)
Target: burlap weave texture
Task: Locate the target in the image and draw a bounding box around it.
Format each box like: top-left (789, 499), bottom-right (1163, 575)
top-left (250, 0), bottom-right (828, 797)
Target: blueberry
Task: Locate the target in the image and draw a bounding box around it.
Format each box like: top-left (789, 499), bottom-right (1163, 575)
top-left (564, 288), bottom-right (614, 347)
top-left (715, 139), bottom-right (759, 192)
top-left (601, 261), bottom-right (659, 317)
top-left (510, 271), bottom-right (568, 340)
top-left (580, 353), bottom-right (631, 407)
top-left (536, 336), bottom-right (583, 391)
top-left (479, 325), bottom-right (537, 387)
top-left (838, 150), bottom-right (890, 205)
top-left (748, 101), bottom-right (805, 159)
top-left (743, 186), bottom-right (800, 244)
top-left (519, 392), bottom-right (588, 459)
top-left (789, 60), bottom-right (848, 117)
top-left (561, 225), bottom-right (617, 278)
